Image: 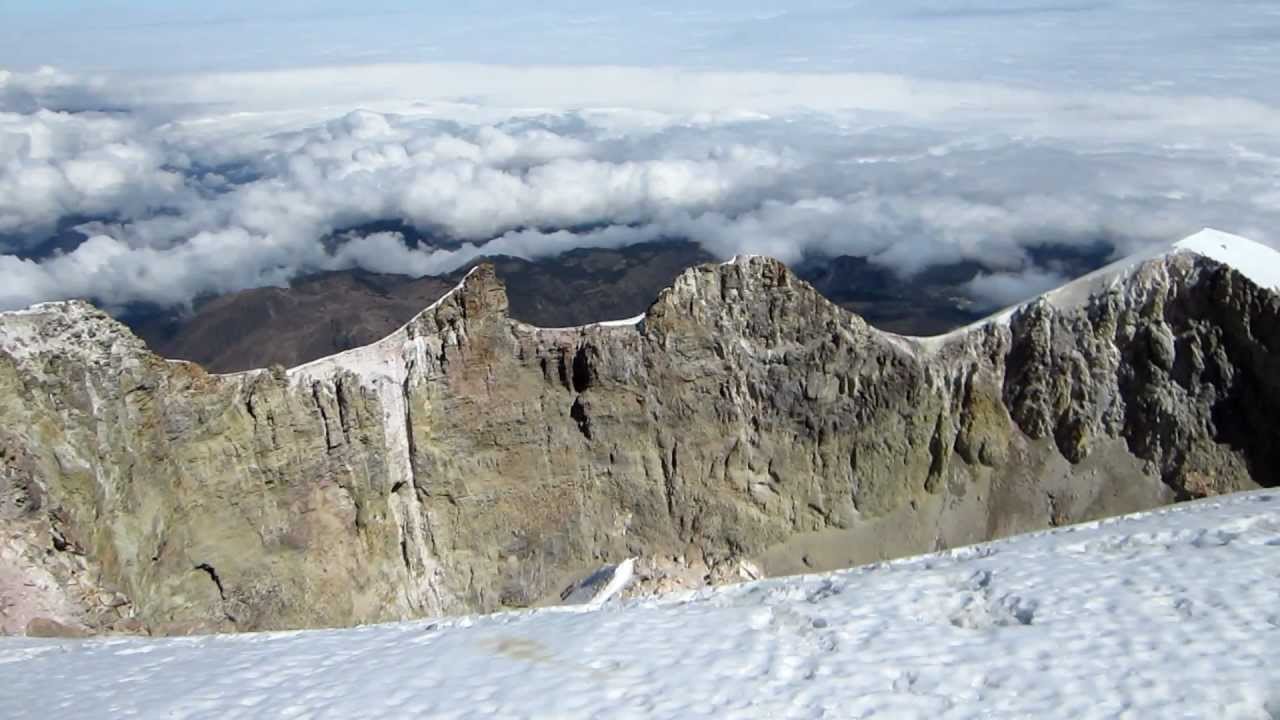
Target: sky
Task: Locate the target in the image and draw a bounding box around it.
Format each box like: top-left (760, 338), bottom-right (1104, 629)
top-left (1, 0), bottom-right (1277, 97)
top-left (1, 1), bottom-right (1279, 312)
top-left (4, 0), bottom-right (1280, 98)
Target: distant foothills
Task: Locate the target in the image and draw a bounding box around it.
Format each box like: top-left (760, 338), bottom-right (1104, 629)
top-left (107, 236), bottom-right (1112, 373)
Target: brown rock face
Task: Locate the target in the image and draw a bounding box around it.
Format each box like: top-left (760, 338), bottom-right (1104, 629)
top-left (24, 617), bottom-right (91, 639)
top-left (0, 251), bottom-right (1276, 634)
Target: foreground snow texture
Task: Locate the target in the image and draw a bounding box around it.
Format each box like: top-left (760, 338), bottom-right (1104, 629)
top-left (3, 493), bottom-right (1279, 718)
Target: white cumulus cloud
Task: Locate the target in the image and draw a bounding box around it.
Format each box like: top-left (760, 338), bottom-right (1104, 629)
top-left (0, 55), bottom-right (1278, 313)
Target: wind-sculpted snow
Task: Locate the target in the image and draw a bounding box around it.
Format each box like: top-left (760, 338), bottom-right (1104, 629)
top-left (2, 491), bottom-right (1277, 719)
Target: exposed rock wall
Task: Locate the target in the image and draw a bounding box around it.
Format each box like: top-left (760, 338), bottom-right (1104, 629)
top-left (1, 249), bottom-right (1276, 634)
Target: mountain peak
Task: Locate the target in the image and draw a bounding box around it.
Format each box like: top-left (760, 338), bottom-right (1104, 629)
top-left (1172, 228), bottom-right (1280, 291)
top-left (3, 224), bottom-right (1279, 637)
top-left (451, 262), bottom-right (509, 323)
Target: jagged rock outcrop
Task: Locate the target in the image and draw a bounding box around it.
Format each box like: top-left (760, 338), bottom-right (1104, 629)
top-left (1, 230), bottom-right (1277, 635)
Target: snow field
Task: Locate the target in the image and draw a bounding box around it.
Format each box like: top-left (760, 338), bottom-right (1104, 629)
top-left (1, 491), bottom-right (1278, 719)
top-left (1175, 228), bottom-right (1280, 291)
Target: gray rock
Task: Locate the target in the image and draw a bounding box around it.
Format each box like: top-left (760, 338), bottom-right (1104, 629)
top-left (0, 249), bottom-right (1275, 635)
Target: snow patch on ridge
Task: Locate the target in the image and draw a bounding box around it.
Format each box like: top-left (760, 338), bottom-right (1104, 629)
top-left (285, 265), bottom-right (483, 381)
top-left (908, 228), bottom-right (1280, 353)
top-left (1173, 228), bottom-right (1280, 291)
top-left (533, 315), bottom-right (647, 332)
top-left (596, 315), bottom-right (646, 328)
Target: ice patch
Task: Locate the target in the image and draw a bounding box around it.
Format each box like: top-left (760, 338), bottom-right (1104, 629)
top-left (559, 558), bottom-right (636, 607)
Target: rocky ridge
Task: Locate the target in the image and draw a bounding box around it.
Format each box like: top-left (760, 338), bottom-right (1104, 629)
top-left (1, 229), bottom-right (1277, 635)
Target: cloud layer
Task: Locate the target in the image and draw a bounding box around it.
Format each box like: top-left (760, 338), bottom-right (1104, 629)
top-left (6, 1), bottom-right (1280, 105)
top-left (1, 59), bottom-right (1279, 314)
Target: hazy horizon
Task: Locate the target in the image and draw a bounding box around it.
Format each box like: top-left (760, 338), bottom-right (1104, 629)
top-left (2, 0), bottom-right (1278, 311)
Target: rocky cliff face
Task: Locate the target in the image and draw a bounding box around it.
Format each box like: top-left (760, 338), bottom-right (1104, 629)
top-left (2, 230), bottom-right (1277, 635)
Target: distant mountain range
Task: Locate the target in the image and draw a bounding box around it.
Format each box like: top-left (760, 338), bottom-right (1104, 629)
top-left (117, 239), bottom-right (1111, 372)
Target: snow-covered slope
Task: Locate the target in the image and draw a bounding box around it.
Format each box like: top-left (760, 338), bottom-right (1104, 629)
top-left (2, 491), bottom-right (1277, 719)
top-left (910, 228), bottom-right (1280, 351)
top-left (1174, 228), bottom-right (1280, 291)
top-left (1033, 227), bottom-right (1279, 313)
